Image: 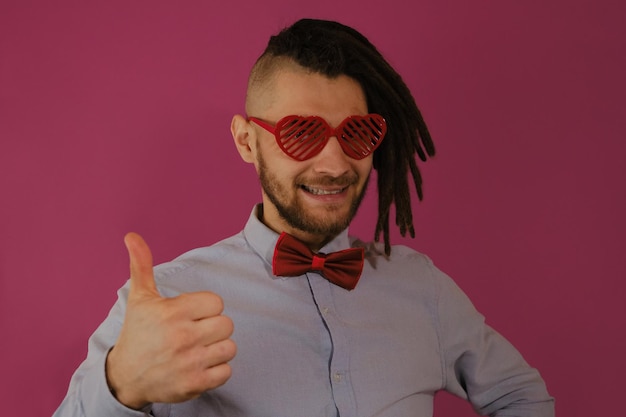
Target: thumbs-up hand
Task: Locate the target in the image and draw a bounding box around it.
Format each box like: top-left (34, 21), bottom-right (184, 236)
top-left (105, 233), bottom-right (236, 409)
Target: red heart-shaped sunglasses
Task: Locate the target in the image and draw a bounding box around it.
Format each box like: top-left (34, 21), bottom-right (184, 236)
top-left (248, 114), bottom-right (387, 161)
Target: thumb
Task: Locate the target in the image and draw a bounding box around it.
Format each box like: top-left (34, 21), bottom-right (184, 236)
top-left (124, 232), bottom-right (160, 299)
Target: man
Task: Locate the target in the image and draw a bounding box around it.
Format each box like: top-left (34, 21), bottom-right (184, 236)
top-left (54, 19), bottom-right (554, 417)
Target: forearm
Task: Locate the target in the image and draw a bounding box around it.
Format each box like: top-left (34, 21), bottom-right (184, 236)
top-left (53, 349), bottom-right (150, 417)
top-left (471, 365), bottom-right (554, 417)
top-left (434, 267), bottom-right (554, 416)
top-left (53, 285), bottom-right (148, 417)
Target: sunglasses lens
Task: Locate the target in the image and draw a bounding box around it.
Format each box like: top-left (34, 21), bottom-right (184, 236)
top-left (277, 116), bottom-right (328, 161)
top-left (340, 115), bottom-right (387, 159)
top-left (273, 114), bottom-right (387, 161)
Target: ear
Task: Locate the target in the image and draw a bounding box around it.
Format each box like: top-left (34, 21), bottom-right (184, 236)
top-left (231, 114), bottom-right (256, 164)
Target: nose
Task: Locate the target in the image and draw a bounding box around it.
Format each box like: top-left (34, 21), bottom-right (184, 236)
top-left (311, 135), bottom-right (351, 176)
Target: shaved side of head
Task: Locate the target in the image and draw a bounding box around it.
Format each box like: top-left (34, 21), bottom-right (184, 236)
top-left (246, 56), bottom-right (297, 117)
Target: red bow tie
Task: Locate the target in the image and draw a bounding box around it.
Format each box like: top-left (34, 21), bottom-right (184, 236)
top-left (272, 232), bottom-right (365, 291)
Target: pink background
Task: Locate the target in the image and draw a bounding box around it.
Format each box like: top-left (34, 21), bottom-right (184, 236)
top-left (1, 1), bottom-right (624, 415)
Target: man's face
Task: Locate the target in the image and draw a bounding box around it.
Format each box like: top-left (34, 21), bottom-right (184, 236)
top-left (240, 67), bottom-right (373, 247)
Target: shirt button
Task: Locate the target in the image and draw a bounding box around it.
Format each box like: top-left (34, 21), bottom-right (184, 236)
top-left (332, 371), bottom-right (342, 382)
top-left (322, 307), bottom-right (329, 315)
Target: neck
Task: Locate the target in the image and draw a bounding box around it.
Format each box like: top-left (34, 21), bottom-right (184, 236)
top-left (285, 230), bottom-right (334, 253)
top-left (257, 204), bottom-right (339, 252)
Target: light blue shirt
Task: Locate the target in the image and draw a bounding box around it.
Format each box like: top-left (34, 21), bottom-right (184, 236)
top-left (54, 205), bottom-right (554, 417)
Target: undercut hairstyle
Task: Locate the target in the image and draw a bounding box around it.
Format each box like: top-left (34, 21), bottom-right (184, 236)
top-left (250, 18), bottom-right (435, 255)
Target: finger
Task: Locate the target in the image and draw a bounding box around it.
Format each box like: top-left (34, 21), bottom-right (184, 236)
top-left (175, 292), bottom-right (225, 320)
top-left (202, 339), bottom-right (237, 370)
top-left (193, 363), bottom-right (233, 394)
top-left (170, 344), bottom-right (235, 400)
top-left (193, 315), bottom-right (235, 346)
top-left (124, 232), bottom-right (160, 299)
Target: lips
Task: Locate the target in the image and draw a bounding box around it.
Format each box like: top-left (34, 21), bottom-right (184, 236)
top-left (301, 185), bottom-right (347, 195)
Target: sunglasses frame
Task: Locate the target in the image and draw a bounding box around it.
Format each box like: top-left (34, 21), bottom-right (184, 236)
top-left (248, 114), bottom-right (387, 161)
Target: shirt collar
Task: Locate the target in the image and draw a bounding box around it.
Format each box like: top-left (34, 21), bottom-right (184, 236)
top-left (242, 204), bottom-right (353, 268)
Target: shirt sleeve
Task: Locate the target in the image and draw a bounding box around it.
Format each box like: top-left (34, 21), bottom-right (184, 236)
top-left (52, 282), bottom-right (152, 417)
top-left (433, 265), bottom-right (555, 417)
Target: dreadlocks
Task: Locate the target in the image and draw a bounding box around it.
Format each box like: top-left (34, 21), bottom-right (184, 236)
top-left (248, 19), bottom-right (435, 255)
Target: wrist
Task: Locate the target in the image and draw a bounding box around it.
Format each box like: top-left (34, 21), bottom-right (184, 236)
top-left (105, 346), bottom-right (148, 410)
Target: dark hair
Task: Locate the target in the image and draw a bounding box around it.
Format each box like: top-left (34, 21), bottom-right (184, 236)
top-left (257, 18), bottom-right (435, 255)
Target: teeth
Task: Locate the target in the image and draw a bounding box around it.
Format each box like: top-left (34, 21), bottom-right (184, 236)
top-left (303, 186), bottom-right (344, 195)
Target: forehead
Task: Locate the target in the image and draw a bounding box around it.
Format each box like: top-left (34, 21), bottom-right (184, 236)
top-left (258, 67), bottom-right (368, 125)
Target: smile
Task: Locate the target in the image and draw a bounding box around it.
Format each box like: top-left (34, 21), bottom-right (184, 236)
top-left (301, 185), bottom-right (346, 195)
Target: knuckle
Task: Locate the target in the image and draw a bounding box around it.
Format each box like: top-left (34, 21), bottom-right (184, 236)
top-left (222, 339), bottom-right (237, 360)
top-left (205, 364), bottom-right (232, 389)
top-left (213, 338), bottom-right (237, 360)
top-left (174, 325), bottom-right (195, 348)
top-left (208, 293), bottom-right (224, 312)
top-left (218, 315), bottom-right (234, 336)
top-left (159, 299), bottom-right (184, 322)
top-left (179, 291), bottom-right (224, 315)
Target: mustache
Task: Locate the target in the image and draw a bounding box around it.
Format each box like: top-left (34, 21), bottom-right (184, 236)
top-left (296, 173), bottom-right (359, 188)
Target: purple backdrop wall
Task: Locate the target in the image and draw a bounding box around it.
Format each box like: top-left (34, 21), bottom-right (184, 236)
top-left (1, 1), bottom-right (624, 416)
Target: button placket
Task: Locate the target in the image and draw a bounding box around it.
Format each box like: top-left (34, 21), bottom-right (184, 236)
top-left (306, 274), bottom-right (357, 417)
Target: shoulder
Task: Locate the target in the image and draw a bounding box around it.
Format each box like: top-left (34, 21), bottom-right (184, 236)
top-left (151, 232), bottom-right (258, 295)
top-left (349, 235), bottom-right (469, 300)
top-left (175, 232), bottom-right (249, 263)
top-left (350, 236), bottom-right (435, 269)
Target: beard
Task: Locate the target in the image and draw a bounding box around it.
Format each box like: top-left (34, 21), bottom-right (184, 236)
top-left (257, 150), bottom-right (369, 237)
